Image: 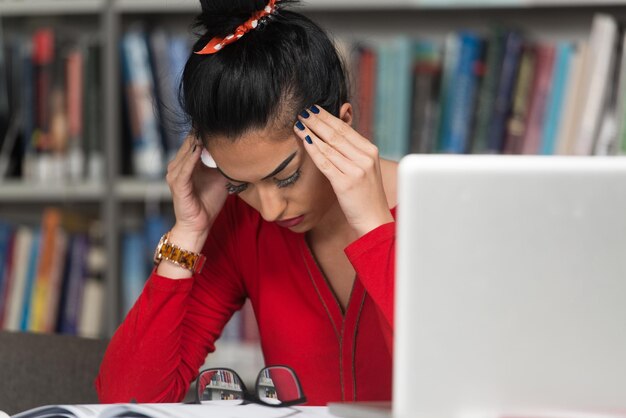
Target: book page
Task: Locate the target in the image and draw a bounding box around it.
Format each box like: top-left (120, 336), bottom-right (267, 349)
top-left (99, 404), bottom-right (332, 418)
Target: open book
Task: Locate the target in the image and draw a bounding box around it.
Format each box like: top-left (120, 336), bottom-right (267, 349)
top-left (10, 403), bottom-right (333, 418)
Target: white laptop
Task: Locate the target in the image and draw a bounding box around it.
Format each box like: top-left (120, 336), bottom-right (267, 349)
top-left (331, 155), bottom-right (626, 418)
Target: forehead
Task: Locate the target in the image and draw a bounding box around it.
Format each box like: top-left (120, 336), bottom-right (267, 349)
top-left (207, 126), bottom-right (302, 181)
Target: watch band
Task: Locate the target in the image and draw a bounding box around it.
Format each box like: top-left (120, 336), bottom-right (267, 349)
top-left (154, 232), bottom-right (206, 274)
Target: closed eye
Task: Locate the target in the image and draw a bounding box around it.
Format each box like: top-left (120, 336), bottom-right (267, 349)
top-left (275, 169), bottom-right (301, 188)
top-left (225, 167), bottom-right (301, 194)
top-left (225, 182), bottom-right (248, 195)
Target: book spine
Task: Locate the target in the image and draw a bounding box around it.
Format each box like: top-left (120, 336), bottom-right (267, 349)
top-left (121, 29), bottom-right (165, 179)
top-left (540, 42), bottom-right (574, 155)
top-left (575, 14), bottom-right (618, 155)
top-left (435, 33), bottom-right (460, 152)
top-left (487, 31), bottom-right (523, 153)
top-left (20, 230), bottom-right (41, 331)
top-left (29, 208), bottom-right (62, 332)
top-left (2, 227), bottom-right (33, 331)
top-left (471, 27), bottom-right (506, 154)
top-left (441, 32), bottom-right (482, 154)
top-left (0, 223), bottom-right (14, 325)
top-left (58, 234), bottom-right (89, 334)
top-left (521, 44), bottom-right (556, 155)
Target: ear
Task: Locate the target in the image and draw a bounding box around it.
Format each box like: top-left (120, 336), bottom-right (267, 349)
top-left (339, 103), bottom-right (353, 126)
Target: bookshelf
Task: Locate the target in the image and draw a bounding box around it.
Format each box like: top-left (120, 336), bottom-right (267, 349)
top-left (1, 0), bottom-right (625, 367)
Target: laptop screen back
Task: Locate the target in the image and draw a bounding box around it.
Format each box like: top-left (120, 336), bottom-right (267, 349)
top-left (395, 155), bottom-right (626, 418)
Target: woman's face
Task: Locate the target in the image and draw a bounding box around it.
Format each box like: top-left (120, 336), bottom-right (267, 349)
top-left (206, 124), bottom-right (336, 233)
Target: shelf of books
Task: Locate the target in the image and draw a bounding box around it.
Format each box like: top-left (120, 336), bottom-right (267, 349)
top-left (0, 208), bottom-right (106, 338)
top-left (116, 11), bottom-right (626, 171)
top-left (0, 3), bottom-right (108, 338)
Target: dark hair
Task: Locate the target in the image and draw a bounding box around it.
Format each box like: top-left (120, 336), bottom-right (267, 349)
top-left (180, 0), bottom-right (349, 144)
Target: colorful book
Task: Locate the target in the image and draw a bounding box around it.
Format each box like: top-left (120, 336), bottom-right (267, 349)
top-left (121, 27), bottom-right (165, 178)
top-left (84, 42), bottom-right (104, 182)
top-left (435, 33), bottom-right (460, 152)
top-left (387, 36), bottom-right (415, 160)
top-left (2, 227), bottom-right (33, 331)
top-left (503, 44), bottom-right (536, 154)
top-left (521, 43), bottom-right (556, 155)
top-left (409, 41), bottom-right (441, 154)
top-left (29, 208), bottom-right (63, 332)
top-left (43, 228), bottom-right (69, 332)
top-left (574, 13), bottom-right (618, 155)
top-left (66, 46), bottom-right (85, 181)
top-left (471, 27), bottom-right (507, 154)
top-left (57, 234), bottom-right (89, 334)
top-left (439, 31), bottom-right (483, 154)
top-left (20, 229), bottom-right (41, 331)
top-left (556, 42), bottom-right (588, 155)
top-left (373, 41), bottom-right (393, 157)
top-left (487, 30), bottom-right (523, 153)
top-left (540, 42), bottom-right (574, 155)
top-left (0, 222), bottom-right (14, 325)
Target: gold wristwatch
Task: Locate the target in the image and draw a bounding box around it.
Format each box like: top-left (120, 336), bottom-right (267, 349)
top-left (153, 232), bottom-right (206, 274)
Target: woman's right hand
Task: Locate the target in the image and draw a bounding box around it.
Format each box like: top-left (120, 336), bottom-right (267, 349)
top-left (165, 135), bottom-right (229, 253)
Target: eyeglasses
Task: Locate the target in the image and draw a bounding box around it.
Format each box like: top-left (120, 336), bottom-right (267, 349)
top-left (193, 365), bottom-right (307, 407)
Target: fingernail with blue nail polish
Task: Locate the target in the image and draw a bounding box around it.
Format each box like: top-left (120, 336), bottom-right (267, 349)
top-left (296, 121), bottom-right (306, 131)
top-left (305, 135), bottom-right (312, 144)
top-left (310, 105), bottom-right (320, 114)
top-left (300, 110), bottom-right (310, 118)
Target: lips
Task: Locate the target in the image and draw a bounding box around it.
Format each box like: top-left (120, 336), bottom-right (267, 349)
top-left (275, 215), bottom-right (305, 228)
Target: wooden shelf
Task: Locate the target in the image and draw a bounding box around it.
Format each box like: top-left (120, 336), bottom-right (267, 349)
top-left (0, 0), bottom-right (104, 16)
top-left (0, 181), bottom-right (105, 202)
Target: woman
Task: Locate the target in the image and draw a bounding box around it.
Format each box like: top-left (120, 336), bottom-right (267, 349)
top-left (96, 0), bottom-right (398, 405)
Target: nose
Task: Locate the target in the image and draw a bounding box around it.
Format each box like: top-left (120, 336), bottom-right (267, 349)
top-left (256, 186), bottom-right (286, 223)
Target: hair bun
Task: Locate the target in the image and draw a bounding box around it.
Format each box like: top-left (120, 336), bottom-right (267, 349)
top-left (197, 0), bottom-right (269, 35)
top-left (196, 0), bottom-right (299, 37)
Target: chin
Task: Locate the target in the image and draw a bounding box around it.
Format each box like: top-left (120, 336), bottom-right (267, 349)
top-left (289, 218), bottom-right (314, 233)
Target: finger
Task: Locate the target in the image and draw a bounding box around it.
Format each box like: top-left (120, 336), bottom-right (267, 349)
top-left (167, 137), bottom-right (202, 188)
top-left (168, 135), bottom-right (197, 173)
top-left (296, 108), bottom-right (368, 163)
top-left (300, 105), bottom-right (375, 153)
top-left (177, 142), bottom-right (203, 181)
top-left (294, 123), bottom-right (359, 180)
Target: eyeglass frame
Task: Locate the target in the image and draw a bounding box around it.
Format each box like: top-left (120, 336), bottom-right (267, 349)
top-left (193, 365), bottom-right (307, 407)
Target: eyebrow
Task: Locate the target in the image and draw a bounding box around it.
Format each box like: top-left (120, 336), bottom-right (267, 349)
top-left (217, 151), bottom-right (299, 183)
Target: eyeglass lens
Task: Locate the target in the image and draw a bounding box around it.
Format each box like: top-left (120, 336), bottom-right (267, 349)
top-left (256, 366), bottom-right (303, 405)
top-left (197, 369), bottom-right (245, 405)
top-left (197, 366), bottom-right (303, 406)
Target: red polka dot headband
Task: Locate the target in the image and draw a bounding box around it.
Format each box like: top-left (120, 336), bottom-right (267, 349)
top-left (195, 0), bottom-right (279, 55)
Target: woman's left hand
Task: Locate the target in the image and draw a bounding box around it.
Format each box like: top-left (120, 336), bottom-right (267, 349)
top-left (294, 105), bottom-right (394, 237)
